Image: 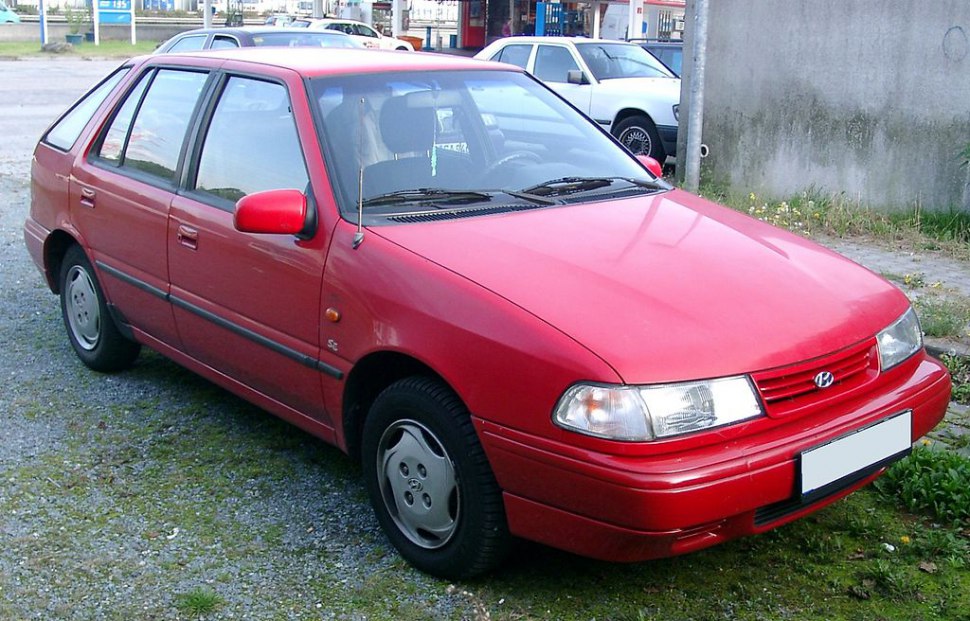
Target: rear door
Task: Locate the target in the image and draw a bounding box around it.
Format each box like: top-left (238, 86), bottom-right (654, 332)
top-left (530, 43), bottom-right (592, 114)
top-left (75, 67), bottom-right (211, 348)
top-left (167, 71), bottom-right (332, 424)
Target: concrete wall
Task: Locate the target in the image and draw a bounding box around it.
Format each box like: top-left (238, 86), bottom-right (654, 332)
top-left (694, 0), bottom-right (970, 211)
top-left (0, 20), bottom-right (199, 43)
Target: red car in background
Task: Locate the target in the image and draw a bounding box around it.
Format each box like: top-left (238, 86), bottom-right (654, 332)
top-left (25, 48), bottom-right (951, 579)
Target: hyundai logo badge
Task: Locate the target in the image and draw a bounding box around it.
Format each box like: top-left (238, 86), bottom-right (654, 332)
top-left (814, 371), bottom-right (835, 389)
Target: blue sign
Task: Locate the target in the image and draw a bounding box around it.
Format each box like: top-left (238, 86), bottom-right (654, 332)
top-left (99, 0), bottom-right (132, 24)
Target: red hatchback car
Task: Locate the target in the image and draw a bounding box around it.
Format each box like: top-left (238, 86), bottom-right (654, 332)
top-left (26, 48), bottom-right (951, 578)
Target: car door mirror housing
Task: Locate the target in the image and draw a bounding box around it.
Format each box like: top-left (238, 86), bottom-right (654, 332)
top-left (636, 154), bottom-right (664, 178)
top-left (566, 70), bottom-right (589, 85)
top-left (235, 189), bottom-right (309, 236)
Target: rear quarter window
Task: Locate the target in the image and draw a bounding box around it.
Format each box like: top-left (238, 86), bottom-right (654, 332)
top-left (44, 68), bottom-right (130, 151)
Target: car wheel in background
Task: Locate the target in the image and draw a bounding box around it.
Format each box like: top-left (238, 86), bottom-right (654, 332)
top-left (59, 244), bottom-right (141, 372)
top-left (613, 114), bottom-right (666, 162)
top-left (361, 376), bottom-right (511, 579)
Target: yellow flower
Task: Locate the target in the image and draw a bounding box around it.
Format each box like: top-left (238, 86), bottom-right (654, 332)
top-left (900, 535), bottom-right (911, 545)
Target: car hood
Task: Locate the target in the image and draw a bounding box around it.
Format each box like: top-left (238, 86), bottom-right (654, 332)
top-left (375, 189), bottom-right (909, 384)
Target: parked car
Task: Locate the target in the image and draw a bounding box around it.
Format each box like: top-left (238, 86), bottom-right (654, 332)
top-left (26, 47), bottom-right (951, 579)
top-left (264, 14), bottom-right (296, 27)
top-left (294, 17), bottom-right (414, 51)
top-left (476, 37), bottom-right (679, 163)
top-left (0, 0), bottom-right (20, 23)
top-left (634, 38), bottom-right (684, 77)
top-left (155, 26), bottom-right (361, 53)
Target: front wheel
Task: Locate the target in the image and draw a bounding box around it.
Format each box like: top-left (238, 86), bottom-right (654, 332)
top-left (361, 377), bottom-right (511, 579)
top-left (59, 244), bottom-right (140, 372)
top-left (613, 114), bottom-right (666, 162)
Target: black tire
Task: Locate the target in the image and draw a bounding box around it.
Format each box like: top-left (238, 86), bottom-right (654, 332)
top-left (59, 244), bottom-right (140, 372)
top-left (613, 114), bottom-right (666, 162)
top-left (361, 376), bottom-right (511, 579)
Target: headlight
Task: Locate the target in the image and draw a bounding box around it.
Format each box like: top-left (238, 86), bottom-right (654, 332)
top-left (553, 376), bottom-right (764, 441)
top-left (877, 307), bottom-right (922, 371)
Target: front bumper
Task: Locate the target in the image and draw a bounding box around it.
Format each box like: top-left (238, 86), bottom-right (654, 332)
top-left (475, 354), bottom-right (951, 562)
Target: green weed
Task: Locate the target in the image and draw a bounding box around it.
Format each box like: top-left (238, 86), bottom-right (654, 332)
top-left (914, 296), bottom-right (970, 338)
top-left (875, 445), bottom-right (970, 525)
top-left (941, 353), bottom-right (970, 405)
top-left (175, 587), bottom-right (223, 616)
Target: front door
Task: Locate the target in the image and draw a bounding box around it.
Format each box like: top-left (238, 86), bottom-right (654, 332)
top-left (168, 73), bottom-right (330, 423)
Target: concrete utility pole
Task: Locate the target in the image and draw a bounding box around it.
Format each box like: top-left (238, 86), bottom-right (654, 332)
top-left (313, 0), bottom-right (324, 19)
top-left (203, 0), bottom-right (212, 28)
top-left (684, 0), bottom-right (709, 193)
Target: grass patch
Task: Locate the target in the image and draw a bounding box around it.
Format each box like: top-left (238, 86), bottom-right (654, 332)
top-left (175, 586), bottom-right (224, 616)
top-left (875, 445), bottom-right (970, 526)
top-left (913, 296), bottom-right (970, 339)
top-left (699, 183), bottom-right (970, 259)
top-left (0, 40), bottom-right (160, 58)
top-left (941, 353), bottom-right (970, 405)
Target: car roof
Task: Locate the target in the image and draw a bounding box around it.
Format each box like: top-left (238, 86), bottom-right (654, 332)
top-left (147, 47), bottom-right (516, 77)
top-left (490, 36), bottom-right (638, 46)
top-left (174, 26), bottom-right (351, 37)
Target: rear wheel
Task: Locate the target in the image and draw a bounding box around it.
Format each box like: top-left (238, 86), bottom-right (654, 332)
top-left (59, 244), bottom-right (140, 372)
top-left (613, 114), bottom-right (665, 162)
top-left (361, 377), bottom-right (511, 579)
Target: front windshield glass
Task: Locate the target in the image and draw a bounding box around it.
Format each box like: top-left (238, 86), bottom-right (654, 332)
top-left (576, 42), bottom-right (675, 80)
top-left (311, 69), bottom-right (662, 220)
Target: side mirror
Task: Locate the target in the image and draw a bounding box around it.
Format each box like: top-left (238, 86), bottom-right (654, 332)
top-left (566, 69), bottom-right (589, 85)
top-left (636, 154), bottom-right (664, 178)
top-left (235, 189), bottom-right (309, 236)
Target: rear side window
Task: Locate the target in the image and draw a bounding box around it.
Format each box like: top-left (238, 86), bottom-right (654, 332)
top-left (491, 44), bottom-right (531, 70)
top-left (194, 76), bottom-right (309, 204)
top-left (44, 67), bottom-right (130, 151)
top-left (167, 34), bottom-right (207, 52)
top-left (211, 35), bottom-right (240, 49)
top-left (534, 45), bottom-right (579, 83)
top-left (93, 69), bottom-right (208, 183)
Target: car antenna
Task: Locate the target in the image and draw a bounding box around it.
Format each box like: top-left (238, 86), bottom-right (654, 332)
top-left (353, 96), bottom-right (365, 249)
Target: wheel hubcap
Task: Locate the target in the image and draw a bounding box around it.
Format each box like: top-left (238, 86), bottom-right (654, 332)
top-left (619, 125), bottom-right (653, 156)
top-left (377, 419), bottom-right (458, 549)
top-left (65, 266), bottom-right (101, 351)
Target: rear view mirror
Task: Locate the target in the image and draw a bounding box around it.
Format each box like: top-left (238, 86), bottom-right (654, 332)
top-left (636, 155), bottom-right (664, 178)
top-left (566, 70), bottom-right (589, 85)
top-left (235, 189), bottom-right (310, 236)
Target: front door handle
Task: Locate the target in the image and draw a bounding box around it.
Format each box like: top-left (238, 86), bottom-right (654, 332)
top-left (79, 187), bottom-right (96, 209)
top-left (176, 224), bottom-right (198, 250)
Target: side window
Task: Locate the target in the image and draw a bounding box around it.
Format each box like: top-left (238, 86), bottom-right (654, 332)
top-left (357, 24), bottom-right (378, 38)
top-left (492, 44), bottom-right (531, 70)
top-left (44, 67), bottom-right (130, 151)
top-left (211, 35), bottom-right (240, 49)
top-left (167, 34), bottom-right (208, 52)
top-left (533, 45), bottom-right (579, 83)
top-left (194, 77), bottom-right (309, 204)
top-left (97, 73), bottom-right (151, 163)
top-left (93, 69), bottom-right (208, 182)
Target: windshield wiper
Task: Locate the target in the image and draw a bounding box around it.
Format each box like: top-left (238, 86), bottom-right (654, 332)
top-left (361, 188), bottom-right (557, 209)
top-left (361, 188), bottom-right (493, 208)
top-left (521, 176), bottom-right (665, 198)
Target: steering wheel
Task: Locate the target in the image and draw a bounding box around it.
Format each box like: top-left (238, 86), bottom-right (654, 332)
top-left (480, 151), bottom-right (541, 179)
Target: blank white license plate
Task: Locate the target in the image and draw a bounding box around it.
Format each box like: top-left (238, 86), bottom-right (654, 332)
top-left (800, 411), bottom-right (912, 497)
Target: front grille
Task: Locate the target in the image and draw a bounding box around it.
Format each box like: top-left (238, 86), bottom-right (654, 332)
top-left (752, 338), bottom-right (877, 418)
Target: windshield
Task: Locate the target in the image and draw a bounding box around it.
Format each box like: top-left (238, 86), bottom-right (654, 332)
top-left (576, 42), bottom-right (675, 80)
top-left (311, 69), bottom-right (663, 221)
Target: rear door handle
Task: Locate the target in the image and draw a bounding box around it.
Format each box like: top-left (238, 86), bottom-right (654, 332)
top-left (176, 224), bottom-right (198, 250)
top-left (79, 187), bottom-right (96, 209)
